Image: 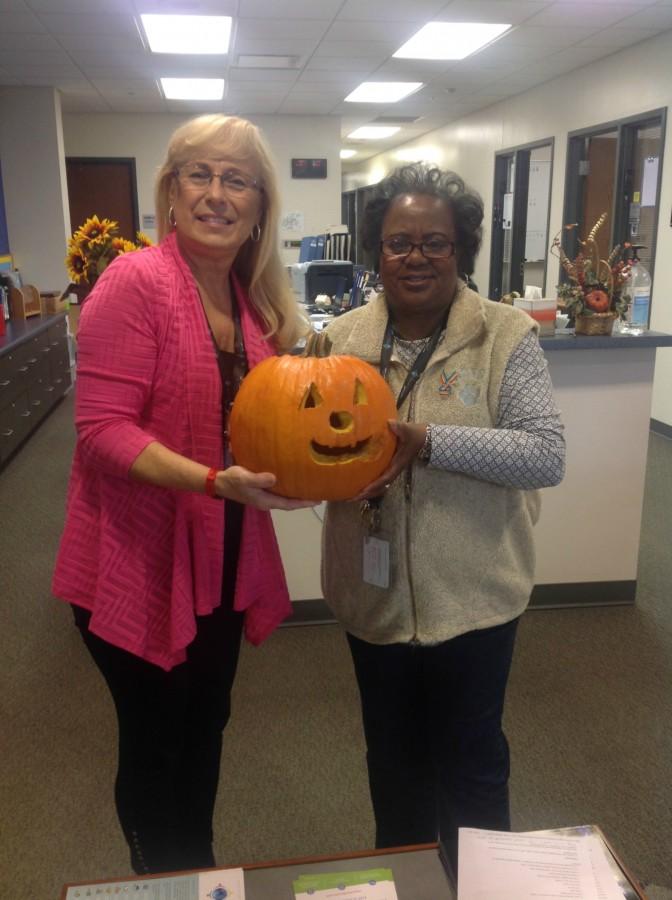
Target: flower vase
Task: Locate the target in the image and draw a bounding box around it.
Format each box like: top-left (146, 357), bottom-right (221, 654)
top-left (574, 312), bottom-right (617, 336)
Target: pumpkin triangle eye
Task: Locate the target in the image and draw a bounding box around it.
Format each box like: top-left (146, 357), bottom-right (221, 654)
top-left (301, 382), bottom-right (323, 409)
top-left (354, 379), bottom-right (368, 405)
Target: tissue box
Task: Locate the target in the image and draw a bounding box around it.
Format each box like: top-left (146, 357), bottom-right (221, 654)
top-left (513, 298), bottom-right (557, 336)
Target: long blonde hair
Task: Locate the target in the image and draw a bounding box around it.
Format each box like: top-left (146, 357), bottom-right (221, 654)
top-left (155, 114), bottom-right (306, 351)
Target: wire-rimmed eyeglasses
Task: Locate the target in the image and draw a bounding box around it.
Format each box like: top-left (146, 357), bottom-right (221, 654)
top-left (175, 163), bottom-right (262, 196)
top-left (380, 237), bottom-right (456, 259)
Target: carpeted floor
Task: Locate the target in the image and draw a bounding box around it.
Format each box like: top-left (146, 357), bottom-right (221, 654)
top-left (1, 391), bottom-right (671, 897)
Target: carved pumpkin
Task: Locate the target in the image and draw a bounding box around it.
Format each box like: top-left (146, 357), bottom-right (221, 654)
top-left (229, 354), bottom-right (397, 500)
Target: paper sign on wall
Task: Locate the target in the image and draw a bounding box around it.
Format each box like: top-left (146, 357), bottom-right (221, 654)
top-left (281, 211), bottom-right (304, 232)
top-left (641, 156), bottom-right (659, 207)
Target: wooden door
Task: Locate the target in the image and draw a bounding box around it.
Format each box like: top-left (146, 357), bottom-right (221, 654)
top-left (66, 158), bottom-right (139, 240)
top-left (581, 136), bottom-right (617, 259)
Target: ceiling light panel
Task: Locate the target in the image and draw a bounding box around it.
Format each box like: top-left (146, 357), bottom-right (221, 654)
top-left (344, 82), bottom-right (423, 103)
top-left (160, 77), bottom-right (225, 100)
top-left (340, 149), bottom-right (357, 159)
top-left (347, 126), bottom-right (401, 140)
top-left (141, 14), bottom-right (232, 54)
top-left (394, 22), bottom-right (511, 61)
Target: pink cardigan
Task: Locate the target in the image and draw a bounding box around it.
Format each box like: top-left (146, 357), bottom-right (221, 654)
top-left (52, 233), bottom-right (291, 670)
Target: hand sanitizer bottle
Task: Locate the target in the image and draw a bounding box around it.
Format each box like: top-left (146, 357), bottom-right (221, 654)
top-left (624, 245), bottom-right (651, 334)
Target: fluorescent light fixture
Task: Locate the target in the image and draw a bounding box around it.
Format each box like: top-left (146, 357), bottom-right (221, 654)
top-left (141, 14), bottom-right (232, 54)
top-left (344, 82), bottom-right (423, 103)
top-left (394, 22), bottom-right (511, 60)
top-left (340, 149), bottom-right (357, 159)
top-left (160, 78), bottom-right (225, 101)
top-left (347, 126), bottom-right (400, 140)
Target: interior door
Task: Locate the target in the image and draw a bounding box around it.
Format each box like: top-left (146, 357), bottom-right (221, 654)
top-left (66, 158), bottom-right (139, 240)
top-left (489, 141), bottom-right (553, 300)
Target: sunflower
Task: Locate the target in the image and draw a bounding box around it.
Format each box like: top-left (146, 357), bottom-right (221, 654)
top-left (76, 215), bottom-right (119, 248)
top-left (65, 241), bottom-right (88, 283)
top-left (112, 237), bottom-right (138, 254)
top-left (135, 231), bottom-right (153, 248)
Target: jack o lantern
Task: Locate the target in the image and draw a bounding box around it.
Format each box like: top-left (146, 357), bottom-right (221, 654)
top-left (229, 354), bottom-right (397, 501)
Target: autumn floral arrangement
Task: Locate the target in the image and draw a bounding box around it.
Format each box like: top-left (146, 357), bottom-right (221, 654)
top-left (65, 215), bottom-right (152, 287)
top-left (551, 213), bottom-right (632, 329)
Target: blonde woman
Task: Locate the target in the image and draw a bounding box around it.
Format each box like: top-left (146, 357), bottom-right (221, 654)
top-left (53, 115), bottom-right (313, 874)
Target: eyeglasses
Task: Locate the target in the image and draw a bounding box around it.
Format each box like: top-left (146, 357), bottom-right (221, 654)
top-left (175, 163), bottom-right (262, 196)
top-left (380, 236), bottom-right (456, 260)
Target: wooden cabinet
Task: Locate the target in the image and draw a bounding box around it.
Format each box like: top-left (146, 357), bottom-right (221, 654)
top-left (0, 313), bottom-right (72, 467)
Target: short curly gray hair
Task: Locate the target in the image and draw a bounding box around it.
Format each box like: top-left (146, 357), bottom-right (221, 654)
top-left (361, 163), bottom-right (484, 276)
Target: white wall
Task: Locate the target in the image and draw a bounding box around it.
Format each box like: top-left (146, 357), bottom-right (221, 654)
top-left (62, 113), bottom-right (342, 267)
top-left (344, 30), bottom-right (672, 426)
top-left (0, 87), bottom-right (71, 291)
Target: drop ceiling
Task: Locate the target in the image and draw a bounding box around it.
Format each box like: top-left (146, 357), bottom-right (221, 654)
top-left (2, 0), bottom-right (671, 167)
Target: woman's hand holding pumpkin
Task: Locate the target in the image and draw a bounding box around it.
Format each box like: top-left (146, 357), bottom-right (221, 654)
top-left (353, 420), bottom-right (427, 501)
top-left (215, 466), bottom-right (318, 510)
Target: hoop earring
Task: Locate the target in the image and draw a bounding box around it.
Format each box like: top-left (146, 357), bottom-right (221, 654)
top-left (250, 223), bottom-right (262, 242)
top-left (168, 206), bottom-right (176, 229)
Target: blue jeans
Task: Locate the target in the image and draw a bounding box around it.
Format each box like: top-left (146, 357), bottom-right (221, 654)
top-left (347, 617), bottom-right (519, 874)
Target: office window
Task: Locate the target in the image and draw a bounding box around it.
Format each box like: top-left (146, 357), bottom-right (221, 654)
top-left (563, 110), bottom-right (666, 287)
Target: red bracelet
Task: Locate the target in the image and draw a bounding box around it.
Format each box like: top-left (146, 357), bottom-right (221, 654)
top-left (204, 467), bottom-right (218, 498)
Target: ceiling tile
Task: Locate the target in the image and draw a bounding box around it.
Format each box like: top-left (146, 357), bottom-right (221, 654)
top-left (296, 69), bottom-right (374, 86)
top-left (0, 32), bottom-right (60, 50)
top-left (35, 12), bottom-right (140, 35)
top-left (0, 48), bottom-right (73, 65)
top-left (433, 1), bottom-right (553, 25)
top-left (305, 56), bottom-right (381, 72)
top-left (324, 20), bottom-right (419, 42)
top-left (504, 24), bottom-right (601, 45)
top-left (576, 24), bottom-right (660, 45)
top-left (613, 3), bottom-right (672, 24)
top-left (240, 0), bottom-right (342, 15)
top-left (229, 67), bottom-right (299, 82)
top-left (27, 0), bottom-right (135, 12)
top-left (1, 10), bottom-right (45, 30)
top-left (232, 38), bottom-right (318, 56)
top-left (55, 34), bottom-right (145, 53)
top-left (337, 0), bottom-right (447, 21)
top-left (235, 17), bottom-right (330, 40)
top-left (313, 39), bottom-right (399, 57)
top-left (524, 2), bottom-right (645, 27)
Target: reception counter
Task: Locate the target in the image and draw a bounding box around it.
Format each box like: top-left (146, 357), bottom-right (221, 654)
top-left (273, 329), bottom-right (672, 615)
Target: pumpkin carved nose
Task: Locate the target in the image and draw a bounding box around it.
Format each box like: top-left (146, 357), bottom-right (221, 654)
top-left (330, 411), bottom-right (354, 432)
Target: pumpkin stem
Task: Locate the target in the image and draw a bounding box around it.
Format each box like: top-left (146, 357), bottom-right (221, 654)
top-left (302, 330), bottom-right (333, 358)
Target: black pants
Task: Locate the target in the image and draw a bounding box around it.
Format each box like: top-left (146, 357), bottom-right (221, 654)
top-left (347, 617), bottom-right (519, 874)
top-left (73, 503), bottom-right (246, 875)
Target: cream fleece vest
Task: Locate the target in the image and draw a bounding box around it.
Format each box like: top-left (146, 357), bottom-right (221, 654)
top-left (321, 286), bottom-right (540, 645)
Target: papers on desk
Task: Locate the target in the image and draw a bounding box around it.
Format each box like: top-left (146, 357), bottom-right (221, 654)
top-left (293, 868), bottom-right (398, 899)
top-left (458, 827), bottom-right (641, 900)
top-left (63, 867), bottom-right (245, 899)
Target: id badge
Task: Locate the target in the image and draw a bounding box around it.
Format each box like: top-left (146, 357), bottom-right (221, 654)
top-left (363, 535), bottom-right (390, 589)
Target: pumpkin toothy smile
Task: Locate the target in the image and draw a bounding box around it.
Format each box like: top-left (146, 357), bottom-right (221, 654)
top-left (310, 437), bottom-right (371, 464)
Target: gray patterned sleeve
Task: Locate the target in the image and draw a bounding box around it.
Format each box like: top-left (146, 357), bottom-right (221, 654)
top-left (428, 331), bottom-right (565, 488)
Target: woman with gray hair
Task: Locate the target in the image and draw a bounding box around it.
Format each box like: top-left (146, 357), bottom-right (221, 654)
top-left (53, 114), bottom-right (313, 875)
top-left (322, 163), bottom-right (565, 876)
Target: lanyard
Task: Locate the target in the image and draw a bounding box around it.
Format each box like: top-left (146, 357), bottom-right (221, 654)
top-left (361, 309), bottom-right (448, 534)
top-left (379, 309), bottom-right (448, 409)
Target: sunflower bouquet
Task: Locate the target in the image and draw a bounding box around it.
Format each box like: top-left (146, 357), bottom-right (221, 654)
top-left (65, 215), bottom-right (152, 286)
top-left (550, 212), bottom-right (631, 322)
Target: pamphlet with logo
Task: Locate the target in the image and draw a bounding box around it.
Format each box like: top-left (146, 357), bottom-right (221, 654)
top-left (293, 867), bottom-right (398, 899)
top-left (64, 866), bottom-right (245, 900)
